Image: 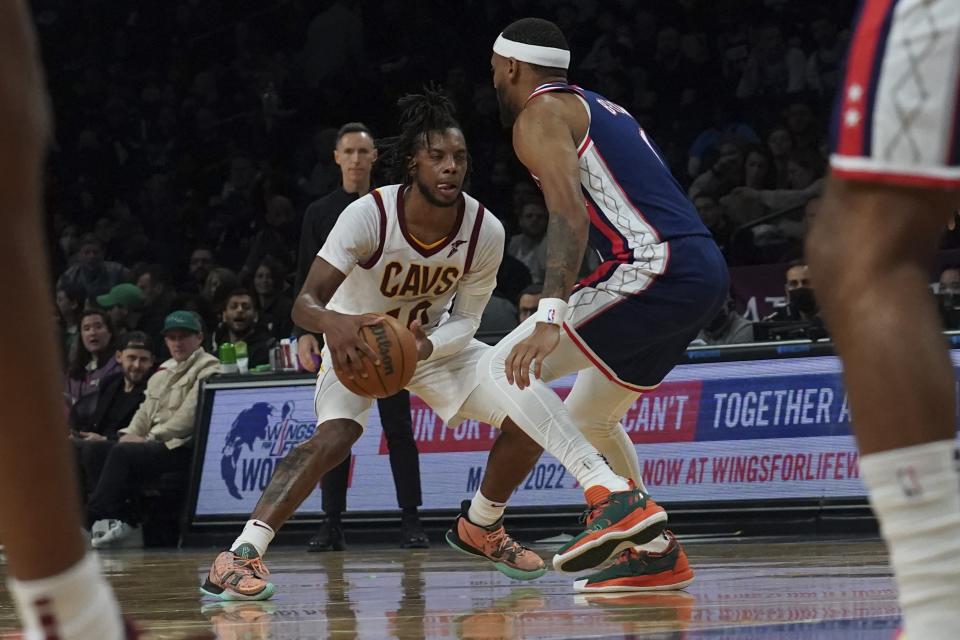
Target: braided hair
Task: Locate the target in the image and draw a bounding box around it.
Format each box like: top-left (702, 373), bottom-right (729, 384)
top-left (382, 86), bottom-right (467, 185)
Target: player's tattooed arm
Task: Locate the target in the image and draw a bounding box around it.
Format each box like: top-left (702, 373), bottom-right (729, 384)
top-left (512, 98), bottom-right (589, 301)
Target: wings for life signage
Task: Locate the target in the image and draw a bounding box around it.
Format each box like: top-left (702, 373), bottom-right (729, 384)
top-left (193, 354), bottom-right (960, 517)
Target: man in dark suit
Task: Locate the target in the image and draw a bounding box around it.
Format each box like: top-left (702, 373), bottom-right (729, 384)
top-left (71, 332), bottom-right (154, 502)
top-left (295, 122), bottom-right (428, 551)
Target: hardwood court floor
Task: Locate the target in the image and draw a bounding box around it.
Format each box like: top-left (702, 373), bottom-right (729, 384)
top-left (0, 537), bottom-right (902, 639)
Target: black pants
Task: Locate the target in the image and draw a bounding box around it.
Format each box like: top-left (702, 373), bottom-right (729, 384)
top-left (86, 441), bottom-right (192, 526)
top-left (73, 438), bottom-right (117, 503)
top-left (322, 390), bottom-right (422, 515)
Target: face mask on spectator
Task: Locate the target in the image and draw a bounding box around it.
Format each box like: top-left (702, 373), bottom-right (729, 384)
top-left (789, 287), bottom-right (817, 314)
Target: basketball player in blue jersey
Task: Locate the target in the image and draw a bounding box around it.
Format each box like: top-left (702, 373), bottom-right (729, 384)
top-left (449, 18), bottom-right (728, 591)
top-left (806, 2), bottom-right (960, 638)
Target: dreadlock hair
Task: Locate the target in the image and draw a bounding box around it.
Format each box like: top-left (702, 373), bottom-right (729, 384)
top-left (382, 86), bottom-right (467, 186)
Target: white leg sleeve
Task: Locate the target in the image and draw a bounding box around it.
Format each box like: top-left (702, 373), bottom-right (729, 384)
top-left (565, 367), bottom-right (648, 493)
top-left (475, 317), bottom-right (629, 492)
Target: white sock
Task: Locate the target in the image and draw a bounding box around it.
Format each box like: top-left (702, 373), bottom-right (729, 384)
top-left (7, 552), bottom-right (123, 640)
top-left (230, 519), bottom-right (275, 557)
top-left (476, 350), bottom-right (630, 493)
top-left (468, 490), bottom-right (507, 527)
top-left (860, 440), bottom-right (960, 640)
top-left (635, 532), bottom-right (671, 555)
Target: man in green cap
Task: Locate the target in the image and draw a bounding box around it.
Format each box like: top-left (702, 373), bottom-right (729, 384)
top-left (86, 310), bottom-right (220, 548)
top-left (96, 283), bottom-right (145, 333)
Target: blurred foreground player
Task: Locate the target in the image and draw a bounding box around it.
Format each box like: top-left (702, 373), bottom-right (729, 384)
top-left (807, 2), bottom-right (960, 638)
top-left (0, 3), bottom-right (127, 639)
top-left (454, 18), bottom-right (727, 585)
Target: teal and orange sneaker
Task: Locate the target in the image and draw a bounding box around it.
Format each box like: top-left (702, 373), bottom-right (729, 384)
top-left (446, 501), bottom-right (547, 581)
top-left (200, 543), bottom-right (276, 601)
top-left (553, 487), bottom-right (667, 573)
top-left (573, 531), bottom-right (694, 593)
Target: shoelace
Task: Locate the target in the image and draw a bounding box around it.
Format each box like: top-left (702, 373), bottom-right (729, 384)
top-left (579, 496), bottom-right (612, 526)
top-left (485, 527), bottom-right (529, 558)
top-left (233, 555), bottom-right (270, 578)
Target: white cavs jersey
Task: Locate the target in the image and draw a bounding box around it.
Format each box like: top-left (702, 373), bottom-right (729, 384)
top-left (318, 184), bottom-right (502, 335)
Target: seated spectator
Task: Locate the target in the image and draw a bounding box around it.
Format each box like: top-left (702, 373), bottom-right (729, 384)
top-left (937, 265), bottom-right (960, 330)
top-left (202, 267), bottom-right (239, 314)
top-left (507, 200), bottom-right (548, 283)
top-left (96, 283), bottom-right (145, 333)
top-left (695, 195), bottom-right (734, 252)
top-left (518, 284), bottom-right (543, 324)
top-left (767, 127), bottom-right (794, 188)
top-left (181, 246), bottom-right (215, 295)
top-left (735, 22), bottom-right (806, 99)
top-left (135, 263), bottom-right (177, 347)
top-left (243, 195), bottom-right (298, 277)
top-left (478, 295), bottom-right (518, 344)
top-left (759, 260), bottom-right (827, 340)
top-left (56, 281), bottom-right (86, 365)
top-left (65, 310), bottom-right (121, 428)
top-left (72, 333), bottom-right (155, 502)
top-left (687, 101), bottom-right (759, 178)
top-left (87, 311), bottom-right (220, 548)
top-left (252, 257), bottom-right (294, 340)
top-left (688, 138), bottom-right (745, 200)
top-left (695, 297), bottom-right (755, 345)
top-left (805, 12), bottom-right (849, 96)
top-left (56, 234), bottom-right (130, 298)
top-left (213, 289), bottom-right (277, 367)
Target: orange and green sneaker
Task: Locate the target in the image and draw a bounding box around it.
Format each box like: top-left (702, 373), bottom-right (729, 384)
top-left (553, 487), bottom-right (667, 573)
top-left (445, 501), bottom-right (547, 581)
top-left (573, 531), bottom-right (694, 593)
top-left (200, 543), bottom-right (276, 601)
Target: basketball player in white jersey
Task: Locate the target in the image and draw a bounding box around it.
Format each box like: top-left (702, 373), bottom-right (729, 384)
top-left (807, 1), bottom-right (960, 638)
top-left (201, 89), bottom-right (549, 601)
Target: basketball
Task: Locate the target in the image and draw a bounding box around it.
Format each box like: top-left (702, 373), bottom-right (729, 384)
top-left (339, 314), bottom-right (418, 398)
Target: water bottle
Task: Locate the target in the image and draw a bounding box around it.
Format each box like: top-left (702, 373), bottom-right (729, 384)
top-left (218, 342), bottom-right (239, 374)
top-left (234, 340), bottom-right (249, 374)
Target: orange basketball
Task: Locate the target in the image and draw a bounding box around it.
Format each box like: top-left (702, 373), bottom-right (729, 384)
top-left (339, 314), bottom-right (418, 398)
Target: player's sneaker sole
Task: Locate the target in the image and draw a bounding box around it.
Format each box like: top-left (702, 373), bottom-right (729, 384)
top-left (200, 578), bottom-right (276, 601)
top-left (445, 529), bottom-right (547, 581)
top-left (553, 510), bottom-right (667, 574)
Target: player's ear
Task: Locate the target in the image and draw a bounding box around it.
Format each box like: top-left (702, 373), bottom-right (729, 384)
top-left (370, 147), bottom-right (379, 164)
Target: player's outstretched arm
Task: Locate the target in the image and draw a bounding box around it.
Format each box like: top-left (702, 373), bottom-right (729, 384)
top-left (505, 101), bottom-right (588, 389)
top-left (293, 256), bottom-right (380, 379)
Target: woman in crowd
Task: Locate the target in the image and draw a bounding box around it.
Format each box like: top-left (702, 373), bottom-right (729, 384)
top-left (251, 257), bottom-right (293, 341)
top-left (65, 310), bottom-right (120, 429)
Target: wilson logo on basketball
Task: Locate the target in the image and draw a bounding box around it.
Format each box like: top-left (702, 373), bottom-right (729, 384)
top-left (370, 323), bottom-right (395, 375)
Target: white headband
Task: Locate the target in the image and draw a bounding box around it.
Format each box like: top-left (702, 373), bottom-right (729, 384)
top-left (493, 33), bottom-right (570, 69)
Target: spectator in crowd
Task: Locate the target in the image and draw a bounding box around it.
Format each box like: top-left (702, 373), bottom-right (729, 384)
top-left (688, 138), bottom-right (745, 200)
top-left (96, 283), bottom-right (145, 334)
top-left (517, 284), bottom-right (543, 324)
top-left (56, 234), bottom-right (130, 299)
top-left (213, 289), bottom-right (277, 368)
top-left (87, 311), bottom-right (220, 548)
top-left (71, 333), bottom-right (155, 502)
top-left (478, 295), bottom-right (518, 344)
top-left (507, 200), bottom-right (548, 283)
top-left (135, 263), bottom-right (177, 343)
top-left (202, 267), bottom-right (239, 315)
top-left (695, 195), bottom-right (734, 253)
top-left (767, 126), bottom-right (794, 188)
top-left (65, 310), bottom-right (121, 429)
top-left (764, 260), bottom-right (822, 323)
top-left (252, 257), bottom-right (294, 341)
top-left (244, 194), bottom-right (298, 278)
top-left (183, 247), bottom-right (215, 295)
top-left (56, 282), bottom-right (86, 365)
top-left (687, 101), bottom-right (760, 178)
top-left (735, 22), bottom-right (806, 99)
top-left (937, 265), bottom-right (960, 330)
top-left (695, 296), bottom-right (755, 345)
top-left (805, 12), bottom-right (848, 96)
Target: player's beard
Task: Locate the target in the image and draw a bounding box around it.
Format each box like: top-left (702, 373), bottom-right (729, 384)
top-left (495, 84), bottom-right (517, 128)
top-left (415, 174), bottom-right (459, 208)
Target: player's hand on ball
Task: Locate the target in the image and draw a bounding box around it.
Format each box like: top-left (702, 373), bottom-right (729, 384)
top-left (408, 319), bottom-right (434, 361)
top-left (324, 312), bottom-right (382, 380)
top-left (505, 322), bottom-right (560, 390)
